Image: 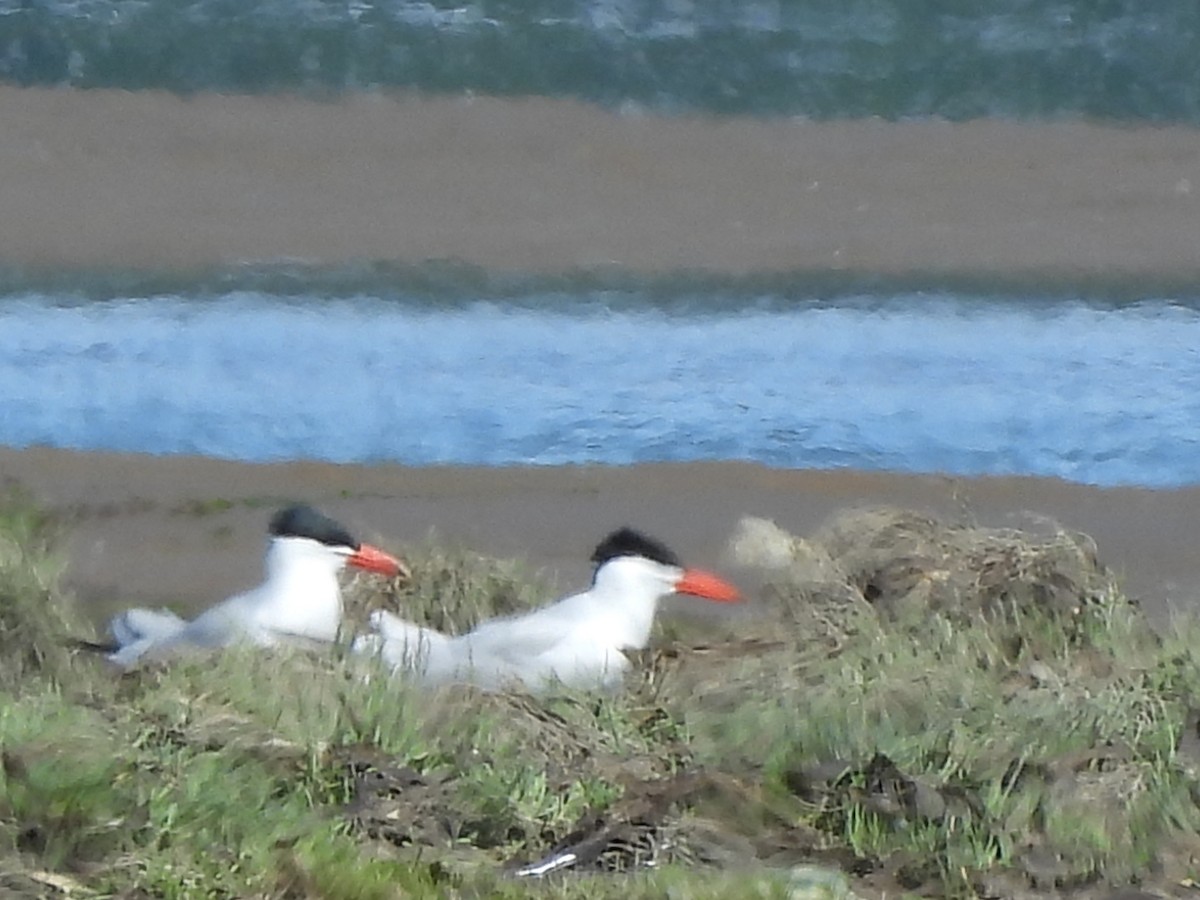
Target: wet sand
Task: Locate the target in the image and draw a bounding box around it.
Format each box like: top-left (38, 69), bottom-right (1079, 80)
top-left (2, 446), bottom-right (1198, 629)
top-left (1, 87), bottom-right (1198, 277)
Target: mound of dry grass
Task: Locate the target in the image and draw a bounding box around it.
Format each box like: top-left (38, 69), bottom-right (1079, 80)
top-left (728, 506), bottom-right (1134, 652)
top-left (817, 507), bottom-right (1117, 621)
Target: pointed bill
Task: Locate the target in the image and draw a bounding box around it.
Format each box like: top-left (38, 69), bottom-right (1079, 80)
top-left (675, 568), bottom-right (741, 603)
top-left (348, 543), bottom-right (409, 579)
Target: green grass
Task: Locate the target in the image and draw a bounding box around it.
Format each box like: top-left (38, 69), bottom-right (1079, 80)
top-left (3, 496), bottom-right (1200, 897)
top-left (0, 488), bottom-right (84, 689)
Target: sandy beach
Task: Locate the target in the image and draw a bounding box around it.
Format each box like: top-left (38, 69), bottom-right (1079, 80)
top-left (1, 87), bottom-right (1198, 278)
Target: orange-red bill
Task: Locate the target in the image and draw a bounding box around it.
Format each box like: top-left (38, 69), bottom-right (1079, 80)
top-left (349, 543), bottom-right (410, 579)
top-left (674, 568), bottom-right (741, 603)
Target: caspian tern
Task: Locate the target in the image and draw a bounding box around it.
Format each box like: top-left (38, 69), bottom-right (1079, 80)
top-left (354, 527), bottom-right (741, 692)
top-left (106, 504), bottom-right (406, 668)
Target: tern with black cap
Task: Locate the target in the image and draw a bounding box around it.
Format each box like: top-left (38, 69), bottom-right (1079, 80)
top-left (355, 527), bottom-right (740, 691)
top-left (106, 504), bottom-right (407, 668)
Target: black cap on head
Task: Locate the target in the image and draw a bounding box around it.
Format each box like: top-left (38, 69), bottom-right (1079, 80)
top-left (590, 527), bottom-right (681, 570)
top-left (269, 505), bottom-right (358, 549)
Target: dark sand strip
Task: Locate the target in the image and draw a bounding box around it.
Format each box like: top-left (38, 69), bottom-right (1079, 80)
top-left (2, 446), bottom-right (1196, 627)
top-left (2, 88), bottom-right (1199, 277)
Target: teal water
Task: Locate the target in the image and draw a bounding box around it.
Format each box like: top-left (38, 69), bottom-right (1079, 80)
top-left (1, 0), bottom-right (1197, 120)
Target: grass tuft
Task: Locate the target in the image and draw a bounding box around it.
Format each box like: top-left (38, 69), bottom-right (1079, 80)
top-left (0, 486), bottom-right (92, 690)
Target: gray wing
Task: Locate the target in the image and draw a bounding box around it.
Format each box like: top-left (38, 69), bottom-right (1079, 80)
top-left (109, 607), bottom-right (187, 647)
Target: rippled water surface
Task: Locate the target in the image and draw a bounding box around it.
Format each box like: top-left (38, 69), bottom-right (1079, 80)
top-left (5, 276), bottom-right (1200, 487)
top-left (1, 0), bottom-right (1197, 120)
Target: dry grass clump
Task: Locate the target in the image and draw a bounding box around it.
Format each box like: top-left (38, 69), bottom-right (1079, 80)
top-left (728, 507), bottom-right (1134, 657)
top-left (817, 506), bottom-right (1118, 622)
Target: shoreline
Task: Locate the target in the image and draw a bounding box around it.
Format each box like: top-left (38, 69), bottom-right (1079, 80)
top-left (7, 86), bottom-right (1200, 629)
top-left (2, 87), bottom-right (1199, 277)
top-left (2, 445), bottom-right (1197, 627)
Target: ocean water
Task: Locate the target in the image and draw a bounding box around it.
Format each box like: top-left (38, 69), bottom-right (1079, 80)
top-left (4, 271), bottom-right (1200, 488)
top-left (0, 0), bottom-right (1197, 121)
